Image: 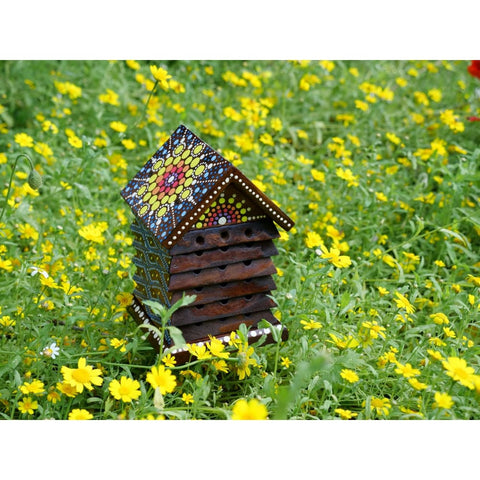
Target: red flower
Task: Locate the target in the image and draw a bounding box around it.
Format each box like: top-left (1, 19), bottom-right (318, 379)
top-left (467, 60), bottom-right (480, 80)
top-left (467, 116), bottom-right (480, 122)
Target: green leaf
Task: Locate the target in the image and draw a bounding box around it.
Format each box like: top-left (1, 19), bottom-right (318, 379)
top-left (165, 325), bottom-right (186, 347)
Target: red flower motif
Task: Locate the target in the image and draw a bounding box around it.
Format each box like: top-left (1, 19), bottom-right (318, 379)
top-left (467, 60), bottom-right (480, 80)
top-left (467, 116), bottom-right (480, 122)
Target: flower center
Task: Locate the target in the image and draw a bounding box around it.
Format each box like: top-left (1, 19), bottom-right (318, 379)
top-left (72, 368), bottom-right (90, 384)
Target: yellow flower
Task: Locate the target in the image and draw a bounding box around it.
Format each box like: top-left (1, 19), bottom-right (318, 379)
top-left (68, 409), bottom-right (93, 420)
top-left (340, 369), bottom-right (359, 383)
top-left (14, 132), bottom-right (34, 147)
top-left (368, 397), bottom-right (391, 416)
top-left (442, 357), bottom-right (475, 389)
top-left (20, 379), bottom-right (45, 395)
top-left (161, 353), bottom-right (177, 368)
top-left (207, 336), bottom-right (229, 359)
top-left (408, 378), bottom-right (428, 390)
top-left (300, 319), bottom-right (323, 330)
top-left (109, 121), bottom-right (127, 133)
top-left (182, 393), bottom-right (194, 405)
top-left (18, 397), bottom-right (38, 415)
top-left (116, 292), bottom-right (133, 307)
top-left (311, 168), bottom-right (325, 183)
top-left (393, 292), bottom-right (416, 314)
top-left (150, 65), bottom-right (171, 89)
top-left (231, 398), bottom-right (268, 420)
top-left (235, 343), bottom-right (257, 380)
top-left (146, 365), bottom-right (177, 394)
top-left (386, 132), bottom-right (401, 145)
top-left (321, 247), bottom-right (352, 268)
top-left (78, 223), bottom-right (106, 244)
top-left (305, 231), bottom-right (324, 249)
top-left (335, 408), bottom-right (358, 419)
top-left (430, 313), bottom-right (449, 325)
top-left (61, 357), bottom-right (104, 393)
top-left (126, 60), bottom-right (140, 70)
top-left (432, 392), bottom-right (454, 409)
top-left (98, 89), bottom-right (120, 106)
top-left (0, 258), bottom-right (13, 272)
top-left (68, 136), bottom-right (82, 149)
top-left (395, 362), bottom-right (420, 378)
top-left (109, 376), bottom-right (141, 402)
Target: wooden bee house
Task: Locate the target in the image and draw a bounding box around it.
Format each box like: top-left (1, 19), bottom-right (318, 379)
top-left (121, 125), bottom-right (294, 362)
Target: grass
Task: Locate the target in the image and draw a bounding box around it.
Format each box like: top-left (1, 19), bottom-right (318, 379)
top-left (0, 59), bottom-right (479, 420)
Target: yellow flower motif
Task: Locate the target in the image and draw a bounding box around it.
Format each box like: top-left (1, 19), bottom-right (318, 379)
top-left (61, 357), bottom-right (104, 393)
top-left (231, 398), bottom-right (268, 420)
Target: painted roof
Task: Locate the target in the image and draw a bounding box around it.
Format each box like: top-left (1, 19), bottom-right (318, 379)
top-left (121, 125), bottom-right (294, 247)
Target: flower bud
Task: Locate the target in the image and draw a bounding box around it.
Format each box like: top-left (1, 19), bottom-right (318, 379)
top-left (28, 169), bottom-right (42, 190)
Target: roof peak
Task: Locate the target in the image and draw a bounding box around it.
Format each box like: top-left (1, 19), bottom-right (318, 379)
top-left (121, 125), bottom-right (294, 247)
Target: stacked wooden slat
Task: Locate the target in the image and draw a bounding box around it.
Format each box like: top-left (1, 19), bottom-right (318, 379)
top-left (168, 218), bottom-right (286, 345)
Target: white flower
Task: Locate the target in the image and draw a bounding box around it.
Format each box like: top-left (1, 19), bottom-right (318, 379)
top-left (40, 342), bottom-right (60, 359)
top-left (29, 266), bottom-right (49, 278)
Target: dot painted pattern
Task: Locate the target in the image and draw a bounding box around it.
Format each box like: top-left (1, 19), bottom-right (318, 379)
top-left (194, 188), bottom-right (266, 229)
top-left (121, 125), bottom-right (230, 245)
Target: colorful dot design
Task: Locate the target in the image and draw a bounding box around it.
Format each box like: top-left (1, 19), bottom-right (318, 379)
top-left (121, 125), bottom-right (230, 244)
top-left (194, 192), bottom-right (264, 229)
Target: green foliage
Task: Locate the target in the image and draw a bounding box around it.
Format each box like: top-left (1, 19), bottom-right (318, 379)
top-left (0, 60), bottom-right (479, 420)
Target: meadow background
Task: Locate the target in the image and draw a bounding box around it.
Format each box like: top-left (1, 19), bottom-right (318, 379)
top-left (1, 59), bottom-right (479, 420)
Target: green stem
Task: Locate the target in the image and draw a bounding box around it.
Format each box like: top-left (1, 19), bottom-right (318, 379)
top-left (134, 79), bottom-right (159, 129)
top-left (0, 154), bottom-right (35, 223)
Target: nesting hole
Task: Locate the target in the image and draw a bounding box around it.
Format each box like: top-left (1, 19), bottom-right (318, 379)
top-left (220, 299), bottom-right (229, 305)
top-left (194, 286), bottom-right (203, 292)
top-left (244, 228), bottom-right (253, 238)
top-left (195, 251), bottom-right (203, 257)
top-left (243, 260), bottom-right (252, 266)
top-left (195, 305), bottom-right (205, 310)
top-left (245, 295), bottom-right (253, 300)
top-left (220, 282), bottom-right (228, 287)
top-left (196, 236), bottom-right (205, 245)
top-left (193, 269), bottom-right (201, 275)
top-left (220, 246), bottom-right (229, 252)
top-left (218, 265), bottom-right (227, 270)
top-left (220, 231), bottom-right (229, 240)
